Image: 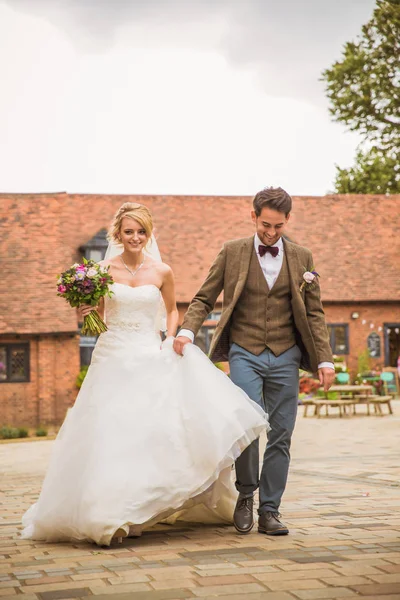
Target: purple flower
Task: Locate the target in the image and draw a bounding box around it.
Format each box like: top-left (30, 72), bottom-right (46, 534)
top-left (75, 271), bottom-right (85, 281)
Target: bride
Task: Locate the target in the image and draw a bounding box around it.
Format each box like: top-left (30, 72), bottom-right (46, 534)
top-left (22, 202), bottom-right (269, 546)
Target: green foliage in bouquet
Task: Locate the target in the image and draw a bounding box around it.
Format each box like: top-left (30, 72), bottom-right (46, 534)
top-left (57, 258), bottom-right (114, 335)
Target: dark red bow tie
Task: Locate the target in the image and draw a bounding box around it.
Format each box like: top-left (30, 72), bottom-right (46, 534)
top-left (259, 245), bottom-right (279, 258)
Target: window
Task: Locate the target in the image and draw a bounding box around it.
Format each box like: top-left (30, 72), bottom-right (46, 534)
top-left (194, 326), bottom-right (216, 354)
top-left (194, 311), bottom-right (221, 354)
top-left (327, 324), bottom-right (349, 355)
top-left (0, 344), bottom-right (30, 383)
top-left (79, 229), bottom-right (109, 262)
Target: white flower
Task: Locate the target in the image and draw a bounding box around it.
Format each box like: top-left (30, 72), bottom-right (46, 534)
top-left (87, 267), bottom-right (98, 278)
top-left (57, 277), bottom-right (62, 284)
top-left (303, 271), bottom-right (316, 284)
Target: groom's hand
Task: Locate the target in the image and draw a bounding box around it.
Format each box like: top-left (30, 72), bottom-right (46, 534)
top-left (173, 336), bottom-right (192, 356)
top-left (318, 367), bottom-right (335, 392)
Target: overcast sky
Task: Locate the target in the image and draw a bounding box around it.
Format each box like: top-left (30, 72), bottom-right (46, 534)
top-left (0, 0), bottom-right (376, 196)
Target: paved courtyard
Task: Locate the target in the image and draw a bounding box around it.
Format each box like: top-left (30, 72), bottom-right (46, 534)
top-left (1, 402), bottom-right (400, 600)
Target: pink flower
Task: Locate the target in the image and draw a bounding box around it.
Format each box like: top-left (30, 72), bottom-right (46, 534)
top-left (58, 284), bottom-right (67, 293)
top-left (303, 271), bottom-right (316, 284)
top-left (76, 265), bottom-right (86, 272)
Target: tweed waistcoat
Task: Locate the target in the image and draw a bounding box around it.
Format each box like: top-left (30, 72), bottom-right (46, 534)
top-left (229, 247), bottom-right (296, 356)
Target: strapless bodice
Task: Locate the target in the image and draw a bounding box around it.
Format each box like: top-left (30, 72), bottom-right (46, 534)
top-left (105, 283), bottom-right (161, 334)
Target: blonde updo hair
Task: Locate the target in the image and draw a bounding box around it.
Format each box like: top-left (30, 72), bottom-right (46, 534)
top-left (108, 203), bottom-right (153, 243)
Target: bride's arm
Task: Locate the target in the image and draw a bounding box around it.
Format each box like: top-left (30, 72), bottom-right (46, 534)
top-left (160, 265), bottom-right (179, 337)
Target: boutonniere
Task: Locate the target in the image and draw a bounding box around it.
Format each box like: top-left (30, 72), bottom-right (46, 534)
top-left (300, 268), bottom-right (320, 292)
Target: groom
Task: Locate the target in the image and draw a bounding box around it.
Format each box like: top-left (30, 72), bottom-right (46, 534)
top-left (173, 187), bottom-right (335, 535)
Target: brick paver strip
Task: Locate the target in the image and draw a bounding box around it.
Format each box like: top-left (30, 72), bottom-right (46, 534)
top-left (90, 591), bottom-right (194, 600)
top-left (37, 589), bottom-right (91, 600)
top-left (2, 401), bottom-right (400, 599)
top-left (351, 583), bottom-right (400, 595)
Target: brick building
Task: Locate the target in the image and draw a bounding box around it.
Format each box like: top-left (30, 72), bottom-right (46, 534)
top-left (1, 192), bottom-right (399, 426)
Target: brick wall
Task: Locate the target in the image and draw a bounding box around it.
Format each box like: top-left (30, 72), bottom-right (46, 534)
top-left (0, 334), bottom-right (80, 427)
top-left (324, 303), bottom-right (400, 376)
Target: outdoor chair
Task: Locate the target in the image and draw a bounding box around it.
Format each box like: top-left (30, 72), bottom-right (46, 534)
top-left (336, 372), bottom-right (350, 384)
top-left (380, 371), bottom-right (397, 399)
top-left (335, 371), bottom-right (353, 399)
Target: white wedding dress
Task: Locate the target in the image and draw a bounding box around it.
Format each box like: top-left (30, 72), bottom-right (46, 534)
top-left (22, 283), bottom-right (268, 546)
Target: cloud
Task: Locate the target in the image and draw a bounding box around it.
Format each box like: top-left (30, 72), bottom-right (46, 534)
top-left (4, 0), bottom-right (376, 103)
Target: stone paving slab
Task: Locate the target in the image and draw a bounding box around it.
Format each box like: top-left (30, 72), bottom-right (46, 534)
top-left (1, 401), bottom-right (400, 599)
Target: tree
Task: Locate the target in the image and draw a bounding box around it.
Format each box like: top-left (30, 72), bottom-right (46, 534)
top-left (334, 147), bottom-right (400, 194)
top-left (321, 0), bottom-right (400, 193)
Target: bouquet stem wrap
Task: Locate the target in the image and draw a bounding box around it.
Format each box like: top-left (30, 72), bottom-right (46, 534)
top-left (81, 309), bottom-right (108, 336)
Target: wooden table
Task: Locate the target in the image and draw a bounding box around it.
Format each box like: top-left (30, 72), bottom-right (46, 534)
top-left (303, 385), bottom-right (392, 417)
top-left (311, 385), bottom-right (374, 417)
top-left (324, 385), bottom-right (374, 396)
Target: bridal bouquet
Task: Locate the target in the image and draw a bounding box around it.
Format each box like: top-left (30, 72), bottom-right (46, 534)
top-left (57, 259), bottom-right (114, 335)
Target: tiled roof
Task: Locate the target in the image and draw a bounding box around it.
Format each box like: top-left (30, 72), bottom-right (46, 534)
top-left (1, 192), bottom-right (399, 334)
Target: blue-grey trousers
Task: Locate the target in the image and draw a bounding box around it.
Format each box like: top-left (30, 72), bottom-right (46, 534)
top-left (229, 343), bottom-right (301, 514)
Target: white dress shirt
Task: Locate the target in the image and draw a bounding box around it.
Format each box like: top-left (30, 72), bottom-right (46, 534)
top-left (254, 234), bottom-right (283, 289)
top-left (178, 235), bottom-right (334, 370)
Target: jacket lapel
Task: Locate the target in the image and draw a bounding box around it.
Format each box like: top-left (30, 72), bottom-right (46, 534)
top-left (231, 236), bottom-right (254, 305)
top-left (284, 238), bottom-right (308, 321)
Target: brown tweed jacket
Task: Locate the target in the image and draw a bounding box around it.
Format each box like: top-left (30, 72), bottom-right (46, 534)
top-left (181, 236), bottom-right (333, 373)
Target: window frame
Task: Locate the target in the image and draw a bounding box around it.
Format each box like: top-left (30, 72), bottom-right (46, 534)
top-left (0, 343), bottom-right (30, 383)
top-left (327, 323), bottom-right (349, 355)
top-left (79, 229), bottom-right (109, 262)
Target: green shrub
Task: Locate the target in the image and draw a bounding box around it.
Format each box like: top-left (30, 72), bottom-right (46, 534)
top-left (333, 355), bottom-right (345, 363)
top-left (35, 427), bottom-right (48, 437)
top-left (0, 426), bottom-right (30, 439)
top-left (316, 390), bottom-right (339, 400)
top-left (358, 349), bottom-right (371, 376)
top-left (76, 365), bottom-right (89, 389)
top-left (0, 426), bottom-right (19, 439)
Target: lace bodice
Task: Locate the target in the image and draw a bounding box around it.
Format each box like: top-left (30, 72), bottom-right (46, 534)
top-left (105, 283), bottom-right (161, 333)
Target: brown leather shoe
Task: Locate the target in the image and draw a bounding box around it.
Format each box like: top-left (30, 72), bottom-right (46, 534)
top-left (234, 494), bottom-right (254, 534)
top-left (258, 512), bottom-right (289, 536)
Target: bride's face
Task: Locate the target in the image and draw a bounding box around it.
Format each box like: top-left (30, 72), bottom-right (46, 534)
top-left (119, 217), bottom-right (148, 254)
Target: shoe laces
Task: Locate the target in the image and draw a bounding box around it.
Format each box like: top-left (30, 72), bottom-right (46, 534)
top-left (267, 511), bottom-right (282, 522)
top-left (238, 497), bottom-right (253, 510)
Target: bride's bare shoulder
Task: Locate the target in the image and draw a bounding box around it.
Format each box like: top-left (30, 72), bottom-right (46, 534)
top-left (147, 257), bottom-right (173, 278)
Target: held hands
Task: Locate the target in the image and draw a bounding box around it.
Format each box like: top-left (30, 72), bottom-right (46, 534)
top-left (173, 336), bottom-right (192, 356)
top-left (318, 367), bottom-right (335, 392)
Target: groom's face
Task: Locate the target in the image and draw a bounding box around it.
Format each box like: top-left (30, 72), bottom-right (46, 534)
top-left (251, 207), bottom-right (290, 247)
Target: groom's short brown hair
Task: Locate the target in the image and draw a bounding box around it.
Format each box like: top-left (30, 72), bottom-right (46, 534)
top-left (253, 187), bottom-right (292, 217)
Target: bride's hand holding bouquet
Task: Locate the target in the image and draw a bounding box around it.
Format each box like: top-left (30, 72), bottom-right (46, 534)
top-left (57, 258), bottom-right (114, 335)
